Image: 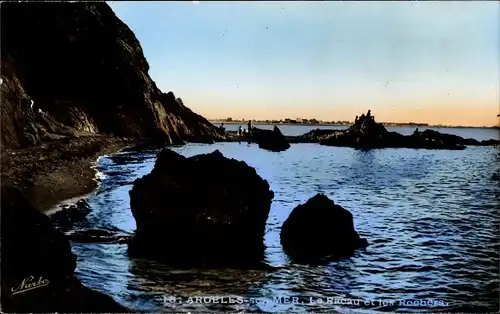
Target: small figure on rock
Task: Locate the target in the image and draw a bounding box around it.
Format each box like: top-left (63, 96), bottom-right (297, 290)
top-left (248, 120), bottom-right (252, 134)
top-left (355, 115), bottom-right (359, 124)
top-left (238, 126), bottom-right (242, 136)
top-left (219, 122), bottom-right (225, 132)
top-left (367, 109), bottom-right (371, 119)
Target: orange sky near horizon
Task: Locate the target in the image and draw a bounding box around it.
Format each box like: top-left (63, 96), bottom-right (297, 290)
top-left (177, 93), bottom-right (500, 127)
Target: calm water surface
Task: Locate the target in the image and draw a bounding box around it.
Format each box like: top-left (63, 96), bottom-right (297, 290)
top-left (51, 126), bottom-right (499, 313)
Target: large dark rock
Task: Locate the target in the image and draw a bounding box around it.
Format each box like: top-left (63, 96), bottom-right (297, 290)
top-left (1, 2), bottom-right (224, 149)
top-left (0, 185), bottom-right (128, 312)
top-left (251, 126), bottom-right (291, 152)
top-left (350, 117), bottom-right (389, 149)
top-left (280, 194), bottom-right (368, 261)
top-left (315, 115), bottom-right (389, 149)
top-left (128, 149), bottom-right (274, 268)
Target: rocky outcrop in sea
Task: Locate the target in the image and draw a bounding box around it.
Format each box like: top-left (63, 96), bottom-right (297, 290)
top-left (298, 111), bottom-right (499, 150)
top-left (280, 193), bottom-right (368, 262)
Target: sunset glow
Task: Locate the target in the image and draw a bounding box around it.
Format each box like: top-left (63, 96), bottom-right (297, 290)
top-left (108, 1), bottom-right (500, 127)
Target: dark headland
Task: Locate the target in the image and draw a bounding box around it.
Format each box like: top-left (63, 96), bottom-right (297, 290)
top-left (1, 2), bottom-right (499, 312)
top-left (1, 2), bottom-right (224, 312)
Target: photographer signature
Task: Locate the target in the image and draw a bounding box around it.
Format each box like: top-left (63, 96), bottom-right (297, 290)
top-left (11, 276), bottom-right (50, 295)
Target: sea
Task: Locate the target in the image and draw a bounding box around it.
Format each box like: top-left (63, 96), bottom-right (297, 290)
top-left (50, 125), bottom-right (500, 313)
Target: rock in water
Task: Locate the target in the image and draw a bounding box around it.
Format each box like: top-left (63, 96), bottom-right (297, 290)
top-left (0, 185), bottom-right (128, 312)
top-left (315, 111), bottom-right (469, 150)
top-left (252, 125), bottom-right (291, 152)
top-left (51, 199), bottom-right (92, 224)
top-left (419, 129), bottom-right (481, 146)
top-left (280, 194), bottom-right (368, 261)
top-left (481, 139), bottom-right (500, 146)
top-left (352, 118), bottom-right (389, 149)
top-left (129, 149), bottom-right (274, 268)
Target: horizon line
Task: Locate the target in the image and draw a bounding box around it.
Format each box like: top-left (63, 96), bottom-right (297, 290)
top-left (207, 117), bottom-right (500, 129)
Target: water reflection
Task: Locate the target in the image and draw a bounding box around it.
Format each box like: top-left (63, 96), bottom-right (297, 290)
top-left (126, 257), bottom-right (268, 312)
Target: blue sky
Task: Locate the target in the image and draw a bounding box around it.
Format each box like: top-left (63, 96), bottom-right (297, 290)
top-left (108, 1), bottom-right (499, 126)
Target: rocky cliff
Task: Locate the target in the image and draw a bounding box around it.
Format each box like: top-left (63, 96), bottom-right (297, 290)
top-left (1, 1), bottom-right (222, 149)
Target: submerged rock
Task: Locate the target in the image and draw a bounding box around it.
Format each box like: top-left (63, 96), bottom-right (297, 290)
top-left (51, 198), bottom-right (92, 223)
top-left (65, 228), bottom-right (131, 244)
top-left (492, 170), bottom-right (500, 182)
top-left (251, 126), bottom-right (291, 152)
top-left (0, 185), bottom-right (128, 312)
top-left (129, 149), bottom-right (274, 268)
top-left (280, 194), bottom-right (368, 261)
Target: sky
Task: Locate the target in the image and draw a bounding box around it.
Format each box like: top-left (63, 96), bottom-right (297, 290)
top-left (108, 1), bottom-right (500, 126)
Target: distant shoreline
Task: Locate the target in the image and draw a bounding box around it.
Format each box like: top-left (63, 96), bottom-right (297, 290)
top-left (210, 120), bottom-right (500, 129)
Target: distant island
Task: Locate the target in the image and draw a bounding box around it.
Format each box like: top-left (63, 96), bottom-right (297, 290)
top-left (210, 117), bottom-right (500, 129)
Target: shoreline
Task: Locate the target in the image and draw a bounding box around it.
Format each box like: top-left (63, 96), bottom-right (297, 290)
top-left (1, 135), bottom-right (137, 213)
top-left (45, 153), bottom-right (124, 216)
top-left (210, 121), bottom-right (499, 129)
top-left (1, 134), bottom-right (136, 312)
